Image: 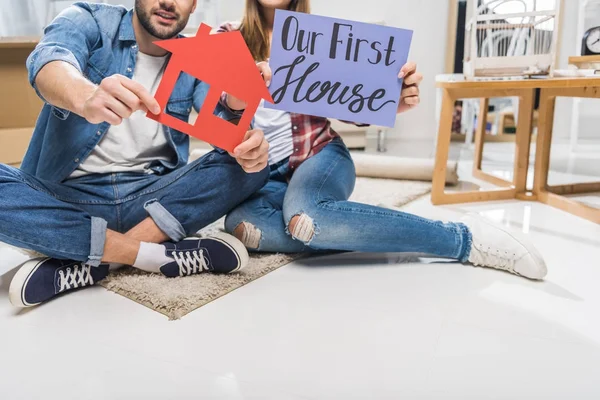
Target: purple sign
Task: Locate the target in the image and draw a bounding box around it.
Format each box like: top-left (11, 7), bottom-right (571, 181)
top-left (265, 10), bottom-right (413, 127)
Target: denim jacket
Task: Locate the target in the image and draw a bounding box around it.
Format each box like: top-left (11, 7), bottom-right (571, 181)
top-left (23, 2), bottom-right (237, 183)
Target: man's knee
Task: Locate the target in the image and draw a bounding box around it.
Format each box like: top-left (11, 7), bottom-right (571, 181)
top-left (0, 164), bottom-right (20, 183)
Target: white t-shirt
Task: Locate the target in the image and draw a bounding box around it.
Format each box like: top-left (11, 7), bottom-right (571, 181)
top-left (72, 52), bottom-right (175, 177)
top-left (253, 100), bottom-right (294, 165)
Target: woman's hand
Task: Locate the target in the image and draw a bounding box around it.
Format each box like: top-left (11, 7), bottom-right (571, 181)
top-left (225, 62), bottom-right (272, 111)
top-left (229, 129), bottom-right (270, 173)
top-left (397, 62), bottom-right (423, 114)
top-left (256, 61), bottom-right (272, 87)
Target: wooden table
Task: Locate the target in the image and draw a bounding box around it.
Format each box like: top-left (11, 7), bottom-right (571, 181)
top-left (432, 77), bottom-right (600, 224)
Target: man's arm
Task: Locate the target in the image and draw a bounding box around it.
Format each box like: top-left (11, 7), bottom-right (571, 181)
top-left (27, 6), bottom-right (98, 109)
top-left (28, 5), bottom-right (159, 125)
top-left (37, 63), bottom-right (159, 125)
top-left (34, 61), bottom-right (97, 117)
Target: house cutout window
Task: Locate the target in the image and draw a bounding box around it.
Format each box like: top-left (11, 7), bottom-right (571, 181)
top-left (165, 71), bottom-right (197, 127)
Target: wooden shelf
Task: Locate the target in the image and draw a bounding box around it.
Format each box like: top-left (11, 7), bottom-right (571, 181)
top-left (569, 55), bottom-right (600, 65)
top-left (0, 37), bottom-right (40, 49)
top-left (437, 77), bottom-right (600, 90)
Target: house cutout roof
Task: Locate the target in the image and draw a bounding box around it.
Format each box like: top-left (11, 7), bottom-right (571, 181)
top-left (155, 24), bottom-right (273, 103)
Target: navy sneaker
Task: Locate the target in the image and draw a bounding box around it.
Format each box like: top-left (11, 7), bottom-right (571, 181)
top-left (160, 232), bottom-right (249, 277)
top-left (9, 258), bottom-right (110, 308)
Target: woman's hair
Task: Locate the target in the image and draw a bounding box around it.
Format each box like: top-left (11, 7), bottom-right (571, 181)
top-left (240, 0), bottom-right (311, 61)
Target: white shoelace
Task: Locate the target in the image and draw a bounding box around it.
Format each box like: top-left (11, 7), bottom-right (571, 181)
top-left (58, 264), bottom-right (94, 292)
top-left (470, 244), bottom-right (517, 273)
top-left (173, 250), bottom-right (210, 276)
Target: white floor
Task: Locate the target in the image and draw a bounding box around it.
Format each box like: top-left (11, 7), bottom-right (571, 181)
top-left (1, 141), bottom-right (600, 400)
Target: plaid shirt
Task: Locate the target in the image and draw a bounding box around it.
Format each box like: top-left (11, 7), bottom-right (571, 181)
top-left (217, 22), bottom-right (341, 172)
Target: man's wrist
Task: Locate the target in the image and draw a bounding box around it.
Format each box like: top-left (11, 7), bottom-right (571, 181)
top-left (74, 83), bottom-right (96, 118)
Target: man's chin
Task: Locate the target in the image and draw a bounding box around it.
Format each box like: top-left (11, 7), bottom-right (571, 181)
top-left (152, 28), bottom-right (181, 40)
top-left (145, 21), bottom-right (185, 40)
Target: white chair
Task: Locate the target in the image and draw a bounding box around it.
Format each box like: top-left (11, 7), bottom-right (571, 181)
top-left (462, 20), bottom-right (529, 142)
top-left (464, 0), bottom-right (562, 78)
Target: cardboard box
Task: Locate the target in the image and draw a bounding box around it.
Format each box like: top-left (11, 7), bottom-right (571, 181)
top-left (0, 37), bottom-right (42, 165)
top-left (0, 128), bottom-right (34, 165)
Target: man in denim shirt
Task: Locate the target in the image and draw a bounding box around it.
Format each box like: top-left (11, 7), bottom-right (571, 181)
top-left (1, 0), bottom-right (272, 308)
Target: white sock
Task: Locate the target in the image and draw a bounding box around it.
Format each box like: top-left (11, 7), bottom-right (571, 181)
top-left (133, 242), bottom-right (174, 273)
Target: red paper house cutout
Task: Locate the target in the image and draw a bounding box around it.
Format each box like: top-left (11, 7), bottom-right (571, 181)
top-left (147, 23), bottom-right (273, 152)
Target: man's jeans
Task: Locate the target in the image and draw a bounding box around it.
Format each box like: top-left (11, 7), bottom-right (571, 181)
top-left (0, 151), bottom-right (268, 266)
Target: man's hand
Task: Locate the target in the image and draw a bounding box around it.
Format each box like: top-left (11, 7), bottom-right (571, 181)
top-left (229, 129), bottom-right (269, 173)
top-left (226, 62), bottom-right (272, 111)
top-left (81, 74), bottom-right (161, 125)
top-left (397, 62), bottom-right (424, 114)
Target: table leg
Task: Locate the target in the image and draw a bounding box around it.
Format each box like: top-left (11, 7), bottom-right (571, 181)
top-left (533, 89), bottom-right (556, 195)
top-left (431, 89), bottom-right (455, 204)
top-left (472, 98), bottom-right (488, 171)
top-left (513, 89), bottom-right (535, 194)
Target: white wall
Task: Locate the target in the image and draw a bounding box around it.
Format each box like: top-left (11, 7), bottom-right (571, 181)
top-left (0, 0), bottom-right (221, 36)
top-left (552, 0), bottom-right (578, 141)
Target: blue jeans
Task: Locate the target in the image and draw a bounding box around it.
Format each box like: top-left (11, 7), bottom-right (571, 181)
top-left (0, 151), bottom-right (268, 266)
top-left (225, 139), bottom-right (472, 261)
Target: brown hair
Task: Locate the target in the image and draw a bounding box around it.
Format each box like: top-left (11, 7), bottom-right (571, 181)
top-left (240, 0), bottom-right (311, 62)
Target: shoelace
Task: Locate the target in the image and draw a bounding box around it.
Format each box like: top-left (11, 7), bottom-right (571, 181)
top-left (470, 244), bottom-right (517, 272)
top-left (58, 264), bottom-right (94, 292)
top-left (173, 250), bottom-right (210, 276)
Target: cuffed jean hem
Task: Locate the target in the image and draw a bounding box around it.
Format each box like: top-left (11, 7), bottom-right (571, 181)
top-left (455, 222), bottom-right (473, 263)
top-left (88, 217), bottom-right (107, 267)
top-left (144, 199), bottom-right (186, 242)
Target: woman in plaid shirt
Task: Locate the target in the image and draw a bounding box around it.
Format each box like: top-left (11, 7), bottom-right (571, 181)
top-left (223, 0), bottom-right (547, 280)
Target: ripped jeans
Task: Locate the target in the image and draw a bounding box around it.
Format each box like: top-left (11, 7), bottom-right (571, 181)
top-left (225, 138), bottom-right (472, 262)
top-left (0, 151), bottom-right (268, 266)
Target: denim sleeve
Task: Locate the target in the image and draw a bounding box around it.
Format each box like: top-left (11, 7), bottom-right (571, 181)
top-left (26, 5), bottom-right (99, 103)
top-left (193, 79), bottom-right (243, 123)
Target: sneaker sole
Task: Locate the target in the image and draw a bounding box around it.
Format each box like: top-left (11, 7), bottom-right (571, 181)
top-left (9, 258), bottom-right (49, 308)
top-left (191, 232), bottom-right (249, 274)
top-left (467, 213), bottom-right (547, 280)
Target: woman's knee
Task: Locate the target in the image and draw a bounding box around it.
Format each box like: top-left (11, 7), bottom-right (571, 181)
top-left (287, 213), bottom-right (318, 244)
top-left (283, 200), bottom-right (322, 246)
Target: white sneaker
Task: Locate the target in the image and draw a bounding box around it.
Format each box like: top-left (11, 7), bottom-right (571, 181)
top-left (460, 213), bottom-right (547, 280)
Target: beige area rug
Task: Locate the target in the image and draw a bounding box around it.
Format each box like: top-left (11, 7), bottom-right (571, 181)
top-left (99, 177), bottom-right (432, 319)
